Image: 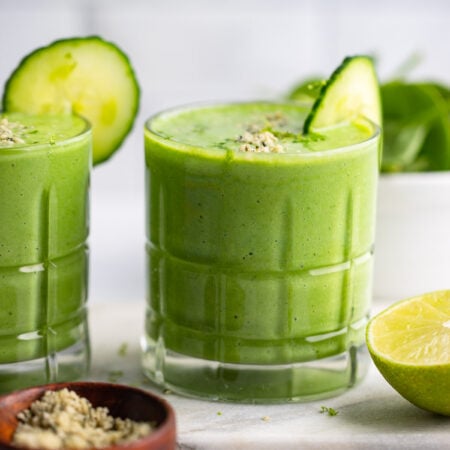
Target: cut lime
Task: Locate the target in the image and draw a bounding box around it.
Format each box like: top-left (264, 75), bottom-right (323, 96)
top-left (303, 56), bottom-right (381, 133)
top-left (366, 290), bottom-right (450, 416)
top-left (2, 36), bottom-right (140, 165)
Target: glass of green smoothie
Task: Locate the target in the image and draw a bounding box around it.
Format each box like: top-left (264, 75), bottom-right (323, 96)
top-left (0, 113), bottom-right (91, 393)
top-left (142, 99), bottom-right (381, 402)
top-left (0, 35), bottom-right (140, 394)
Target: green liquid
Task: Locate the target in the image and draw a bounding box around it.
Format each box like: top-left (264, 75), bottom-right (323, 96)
top-left (144, 102), bottom-right (380, 401)
top-left (0, 113), bottom-right (91, 391)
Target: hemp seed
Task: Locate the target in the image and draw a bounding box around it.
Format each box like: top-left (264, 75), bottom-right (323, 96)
top-left (0, 117), bottom-right (26, 146)
top-left (13, 389), bottom-right (153, 449)
top-left (237, 130), bottom-right (284, 154)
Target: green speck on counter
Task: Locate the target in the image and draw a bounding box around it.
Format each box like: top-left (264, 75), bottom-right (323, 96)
top-left (217, 411), bottom-right (222, 416)
top-left (117, 342), bottom-right (128, 356)
top-left (320, 406), bottom-right (339, 416)
top-left (107, 370), bottom-right (124, 383)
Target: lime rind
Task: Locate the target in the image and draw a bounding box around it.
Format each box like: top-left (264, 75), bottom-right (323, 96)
top-left (370, 351), bottom-right (450, 416)
top-left (2, 36), bottom-right (140, 165)
top-left (303, 55), bottom-right (381, 134)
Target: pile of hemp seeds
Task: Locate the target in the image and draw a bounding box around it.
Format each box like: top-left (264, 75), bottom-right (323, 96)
top-left (12, 389), bottom-right (153, 449)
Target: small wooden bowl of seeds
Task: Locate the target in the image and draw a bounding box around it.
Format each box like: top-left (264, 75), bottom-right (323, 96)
top-left (0, 382), bottom-right (176, 450)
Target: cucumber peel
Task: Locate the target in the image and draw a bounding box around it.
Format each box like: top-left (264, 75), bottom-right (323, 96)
top-left (303, 56), bottom-right (381, 133)
top-left (2, 36), bottom-right (140, 165)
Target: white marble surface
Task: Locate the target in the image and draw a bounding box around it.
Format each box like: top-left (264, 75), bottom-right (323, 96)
top-left (87, 302), bottom-right (450, 450)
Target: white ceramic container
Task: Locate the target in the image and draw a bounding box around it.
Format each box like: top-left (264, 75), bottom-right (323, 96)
top-left (374, 172), bottom-right (450, 302)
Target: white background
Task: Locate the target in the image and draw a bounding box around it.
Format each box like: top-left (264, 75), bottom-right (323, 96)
top-left (1, 0), bottom-right (449, 303)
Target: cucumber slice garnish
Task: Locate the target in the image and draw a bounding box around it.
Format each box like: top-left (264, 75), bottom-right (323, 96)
top-left (303, 56), bottom-right (381, 133)
top-left (2, 36), bottom-right (139, 165)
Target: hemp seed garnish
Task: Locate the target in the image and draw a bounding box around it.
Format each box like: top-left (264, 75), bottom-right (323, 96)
top-left (0, 117), bottom-right (26, 146)
top-left (12, 389), bottom-right (153, 450)
top-left (237, 130), bottom-right (284, 154)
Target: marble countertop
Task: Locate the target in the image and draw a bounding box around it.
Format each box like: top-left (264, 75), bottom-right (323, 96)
top-left (88, 302), bottom-right (450, 450)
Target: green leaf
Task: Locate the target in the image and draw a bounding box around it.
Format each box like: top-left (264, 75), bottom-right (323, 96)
top-left (382, 121), bottom-right (429, 172)
top-left (381, 82), bottom-right (450, 172)
top-left (389, 52), bottom-right (424, 81)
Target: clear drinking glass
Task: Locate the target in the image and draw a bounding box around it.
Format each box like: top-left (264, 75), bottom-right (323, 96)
top-left (0, 115), bottom-right (91, 393)
top-left (142, 102), bottom-right (380, 402)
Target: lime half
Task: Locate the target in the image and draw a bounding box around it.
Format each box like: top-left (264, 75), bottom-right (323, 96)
top-left (366, 290), bottom-right (450, 416)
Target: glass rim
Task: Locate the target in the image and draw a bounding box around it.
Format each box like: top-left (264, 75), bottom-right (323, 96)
top-left (0, 112), bottom-right (92, 153)
top-left (144, 100), bottom-right (381, 160)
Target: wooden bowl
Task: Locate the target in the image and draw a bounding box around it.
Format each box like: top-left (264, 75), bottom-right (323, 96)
top-left (0, 382), bottom-right (176, 450)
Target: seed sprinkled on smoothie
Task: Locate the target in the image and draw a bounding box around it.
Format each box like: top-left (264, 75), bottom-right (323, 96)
top-left (237, 130), bottom-right (284, 153)
top-left (265, 111), bottom-right (288, 127)
top-left (0, 117), bottom-right (26, 146)
top-left (13, 389), bottom-right (153, 450)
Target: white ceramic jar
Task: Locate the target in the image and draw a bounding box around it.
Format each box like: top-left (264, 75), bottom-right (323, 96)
top-left (374, 172), bottom-right (450, 302)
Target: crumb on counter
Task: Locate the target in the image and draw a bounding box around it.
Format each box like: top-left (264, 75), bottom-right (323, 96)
top-left (13, 388), bottom-right (153, 450)
top-left (117, 342), bottom-right (128, 357)
top-left (107, 370), bottom-right (124, 383)
top-left (319, 405), bottom-right (339, 416)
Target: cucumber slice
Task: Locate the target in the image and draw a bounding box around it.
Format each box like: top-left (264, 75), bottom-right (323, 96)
top-left (2, 36), bottom-right (139, 165)
top-left (303, 56), bottom-right (381, 133)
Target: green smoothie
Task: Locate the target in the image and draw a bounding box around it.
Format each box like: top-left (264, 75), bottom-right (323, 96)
top-left (0, 112), bottom-right (91, 392)
top-left (143, 102), bottom-right (380, 401)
